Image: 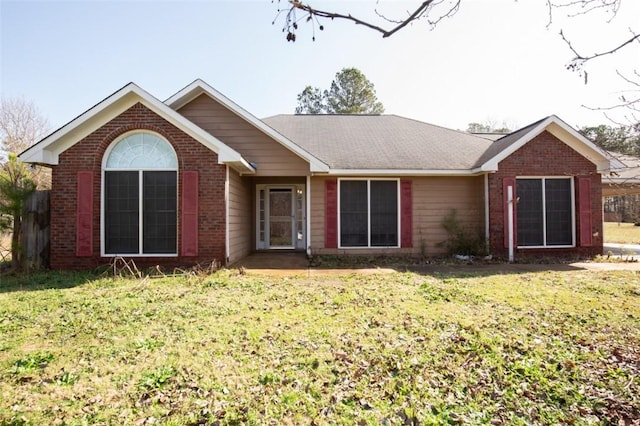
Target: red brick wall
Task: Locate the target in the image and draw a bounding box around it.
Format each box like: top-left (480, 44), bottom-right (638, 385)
top-left (50, 103), bottom-right (227, 270)
top-left (488, 130), bottom-right (603, 259)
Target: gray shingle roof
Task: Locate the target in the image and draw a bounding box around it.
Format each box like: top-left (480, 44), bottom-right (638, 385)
top-left (262, 114), bottom-right (494, 171)
top-left (604, 152), bottom-right (640, 184)
top-left (472, 116), bottom-right (549, 168)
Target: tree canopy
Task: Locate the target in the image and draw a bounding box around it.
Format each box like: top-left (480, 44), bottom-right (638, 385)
top-left (295, 67), bottom-right (385, 114)
top-left (0, 97), bottom-right (50, 270)
top-left (0, 153), bottom-right (36, 270)
top-left (467, 122), bottom-right (511, 134)
top-left (0, 97), bottom-right (50, 159)
top-left (580, 123), bottom-right (640, 155)
top-left (0, 97), bottom-right (51, 188)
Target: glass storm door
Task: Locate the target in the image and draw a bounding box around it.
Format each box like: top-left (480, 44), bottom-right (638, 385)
top-left (268, 188), bottom-right (294, 248)
top-left (256, 185), bottom-right (306, 250)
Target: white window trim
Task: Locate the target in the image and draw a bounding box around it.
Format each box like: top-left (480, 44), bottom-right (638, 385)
top-left (337, 178), bottom-right (401, 249)
top-left (516, 176), bottom-right (576, 249)
top-left (101, 130), bottom-right (179, 257)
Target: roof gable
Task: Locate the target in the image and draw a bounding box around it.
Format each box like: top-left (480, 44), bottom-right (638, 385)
top-left (475, 115), bottom-right (610, 172)
top-left (165, 79), bottom-right (329, 173)
top-left (19, 83), bottom-right (255, 174)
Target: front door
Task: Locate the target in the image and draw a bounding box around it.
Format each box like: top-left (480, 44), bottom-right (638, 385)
top-left (268, 188), bottom-right (294, 248)
top-left (256, 185), bottom-right (306, 250)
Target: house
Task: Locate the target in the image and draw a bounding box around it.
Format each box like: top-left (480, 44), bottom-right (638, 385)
top-left (601, 153), bottom-right (640, 222)
top-left (19, 79), bottom-right (610, 269)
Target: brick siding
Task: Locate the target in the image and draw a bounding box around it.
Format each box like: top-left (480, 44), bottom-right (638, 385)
top-left (50, 103), bottom-right (226, 270)
top-left (488, 130), bottom-right (603, 258)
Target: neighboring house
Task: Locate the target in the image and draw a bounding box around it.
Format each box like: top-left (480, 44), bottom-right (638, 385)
top-left (601, 153), bottom-right (640, 222)
top-left (19, 80), bottom-right (610, 269)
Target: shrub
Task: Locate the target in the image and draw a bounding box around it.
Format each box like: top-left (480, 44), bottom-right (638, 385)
top-left (438, 209), bottom-right (487, 256)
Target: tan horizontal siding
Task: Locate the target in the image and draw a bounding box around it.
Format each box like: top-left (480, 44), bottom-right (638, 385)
top-left (412, 176), bottom-right (484, 255)
top-left (310, 176), bottom-right (485, 256)
top-left (228, 168), bottom-right (252, 263)
top-left (309, 176), bottom-right (328, 252)
top-left (178, 95), bottom-right (310, 176)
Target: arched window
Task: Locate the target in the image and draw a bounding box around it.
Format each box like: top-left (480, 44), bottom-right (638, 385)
top-left (102, 132), bottom-right (178, 255)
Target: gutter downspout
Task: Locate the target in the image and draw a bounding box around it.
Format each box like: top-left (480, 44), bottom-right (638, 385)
top-left (507, 185), bottom-right (515, 263)
top-left (225, 166), bottom-right (230, 264)
top-left (484, 173), bottom-right (490, 252)
top-left (306, 175), bottom-right (311, 257)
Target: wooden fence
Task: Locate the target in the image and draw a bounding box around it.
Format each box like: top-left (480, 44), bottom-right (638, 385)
top-left (21, 190), bottom-right (50, 270)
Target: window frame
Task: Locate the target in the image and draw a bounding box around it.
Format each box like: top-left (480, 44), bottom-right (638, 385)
top-left (516, 176), bottom-right (576, 249)
top-left (100, 131), bottom-right (179, 257)
top-left (337, 178), bottom-right (400, 249)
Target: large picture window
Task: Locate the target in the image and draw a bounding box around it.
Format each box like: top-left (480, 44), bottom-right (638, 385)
top-left (103, 132), bottom-right (178, 255)
top-left (339, 179), bottom-right (398, 248)
top-left (516, 178), bottom-right (574, 247)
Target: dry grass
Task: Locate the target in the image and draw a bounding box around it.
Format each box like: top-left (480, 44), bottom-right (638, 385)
top-left (604, 221), bottom-right (640, 244)
top-left (1, 269), bottom-right (639, 425)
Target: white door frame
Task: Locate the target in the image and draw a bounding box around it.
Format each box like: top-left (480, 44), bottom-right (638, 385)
top-left (256, 184), bottom-right (306, 250)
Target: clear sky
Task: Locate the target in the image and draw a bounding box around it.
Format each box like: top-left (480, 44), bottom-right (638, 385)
top-left (1, 0), bottom-right (638, 133)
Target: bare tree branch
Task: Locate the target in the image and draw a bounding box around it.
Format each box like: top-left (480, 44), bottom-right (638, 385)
top-left (545, 0), bottom-right (639, 85)
top-left (584, 98), bottom-right (640, 112)
top-left (548, 0), bottom-right (621, 20)
top-left (618, 69), bottom-right (640, 88)
top-left (0, 97), bottom-right (51, 188)
top-left (562, 30), bottom-right (640, 64)
top-left (298, 0), bottom-right (434, 38)
top-left (0, 97), bottom-right (50, 157)
top-left (582, 70), bottom-right (640, 124)
top-left (371, 0), bottom-right (459, 27)
top-left (274, 0), bottom-right (639, 120)
top-left (274, 0), bottom-right (460, 41)
top-left (276, 0), bottom-right (638, 69)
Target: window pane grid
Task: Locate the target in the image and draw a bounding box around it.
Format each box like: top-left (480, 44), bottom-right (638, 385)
top-left (340, 181), bottom-right (368, 247)
top-left (143, 171), bottom-right (177, 254)
top-left (105, 171), bottom-right (139, 254)
top-left (340, 180), bottom-right (398, 248)
top-left (370, 181), bottom-right (398, 246)
top-left (104, 133), bottom-right (178, 256)
top-left (516, 179), bottom-right (544, 246)
top-left (516, 178), bottom-right (573, 247)
top-left (106, 133), bottom-right (178, 169)
top-left (545, 179), bottom-right (572, 245)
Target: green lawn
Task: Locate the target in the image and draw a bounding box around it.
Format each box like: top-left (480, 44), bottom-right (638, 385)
top-left (604, 221), bottom-right (640, 244)
top-left (1, 269), bottom-right (639, 425)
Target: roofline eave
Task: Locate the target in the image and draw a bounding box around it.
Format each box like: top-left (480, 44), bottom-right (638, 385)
top-left (324, 168), bottom-right (486, 177)
top-left (603, 177), bottom-right (640, 185)
top-left (476, 160), bottom-right (610, 174)
top-left (472, 164), bottom-right (498, 174)
top-left (223, 157), bottom-right (256, 175)
top-left (595, 161), bottom-right (613, 173)
top-left (310, 160), bottom-right (330, 173)
top-left (19, 148), bottom-right (58, 165)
